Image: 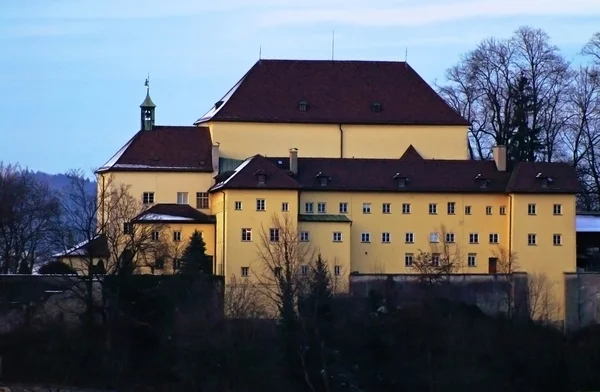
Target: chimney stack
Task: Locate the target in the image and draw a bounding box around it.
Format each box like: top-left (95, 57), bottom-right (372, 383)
top-left (289, 148), bottom-right (298, 175)
top-left (212, 142), bottom-right (220, 173)
top-left (493, 145), bottom-right (507, 172)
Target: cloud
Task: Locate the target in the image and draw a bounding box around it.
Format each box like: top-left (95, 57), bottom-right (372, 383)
top-left (256, 0), bottom-right (600, 27)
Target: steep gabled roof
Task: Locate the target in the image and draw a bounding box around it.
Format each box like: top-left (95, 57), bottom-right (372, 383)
top-left (211, 155), bottom-right (300, 191)
top-left (98, 126), bottom-right (213, 173)
top-left (53, 235), bottom-right (109, 258)
top-left (133, 204), bottom-right (216, 224)
top-left (195, 59), bottom-right (469, 126)
top-left (399, 145), bottom-right (424, 161)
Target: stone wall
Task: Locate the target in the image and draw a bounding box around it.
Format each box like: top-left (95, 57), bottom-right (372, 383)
top-left (349, 273), bottom-right (530, 319)
top-left (564, 272), bottom-right (600, 331)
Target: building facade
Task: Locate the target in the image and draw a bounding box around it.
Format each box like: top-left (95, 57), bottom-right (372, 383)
top-left (89, 59), bottom-right (579, 315)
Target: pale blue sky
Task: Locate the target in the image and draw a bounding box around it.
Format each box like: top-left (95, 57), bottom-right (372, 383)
top-left (1, 0), bottom-right (599, 174)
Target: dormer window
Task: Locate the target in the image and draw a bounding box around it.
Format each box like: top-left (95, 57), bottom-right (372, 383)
top-left (474, 173), bottom-right (490, 189)
top-left (214, 100), bottom-right (224, 109)
top-left (536, 172), bottom-right (553, 188)
top-left (254, 169), bottom-right (267, 186)
top-left (392, 173), bottom-right (409, 188)
top-left (371, 102), bottom-right (382, 113)
top-left (298, 100), bottom-right (309, 112)
top-left (315, 171), bottom-right (330, 187)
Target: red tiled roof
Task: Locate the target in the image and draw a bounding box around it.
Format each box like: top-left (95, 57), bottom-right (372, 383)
top-left (98, 126), bottom-right (213, 172)
top-left (133, 204), bottom-right (216, 224)
top-left (210, 147), bottom-right (580, 194)
top-left (507, 161), bottom-right (581, 193)
top-left (196, 60), bottom-right (470, 126)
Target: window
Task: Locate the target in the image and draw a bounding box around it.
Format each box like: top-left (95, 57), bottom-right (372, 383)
top-left (553, 204), bottom-right (562, 215)
top-left (333, 232), bottom-right (343, 242)
top-left (151, 231), bottom-right (160, 241)
top-left (381, 232), bottom-right (390, 243)
top-left (123, 222), bottom-right (133, 235)
top-left (528, 203), bottom-right (536, 215)
top-left (485, 206), bottom-right (492, 215)
top-left (402, 203), bottom-right (411, 214)
top-left (429, 232), bottom-right (439, 243)
top-left (300, 231), bottom-right (310, 242)
top-left (465, 205), bottom-right (472, 215)
top-left (142, 192), bottom-right (155, 204)
top-left (177, 192), bottom-right (189, 205)
top-left (429, 203), bottom-right (437, 215)
top-left (173, 231), bottom-right (182, 242)
top-left (173, 258), bottom-right (182, 270)
top-left (447, 202), bottom-right (455, 215)
top-left (382, 203), bottom-right (391, 214)
top-left (469, 233), bottom-right (479, 244)
top-left (155, 257), bottom-right (165, 270)
top-left (196, 192), bottom-right (209, 209)
top-left (317, 202), bottom-right (327, 213)
top-left (489, 233), bottom-right (499, 244)
top-left (339, 202), bottom-right (348, 213)
top-left (281, 202), bottom-right (289, 212)
top-left (269, 228), bottom-right (280, 242)
top-left (305, 202), bottom-right (314, 213)
top-left (234, 201), bottom-right (242, 210)
top-left (405, 232), bottom-right (414, 243)
top-left (362, 203), bottom-right (372, 214)
top-left (405, 253), bottom-right (414, 267)
top-left (241, 267), bottom-right (249, 277)
top-left (361, 232), bottom-right (371, 243)
top-left (274, 267), bottom-right (282, 277)
top-left (553, 234), bottom-right (562, 246)
top-left (528, 233), bottom-right (537, 246)
top-left (241, 228), bottom-right (252, 242)
top-left (256, 199), bottom-right (266, 211)
top-left (334, 265), bottom-right (341, 276)
top-left (467, 254), bottom-right (477, 267)
top-left (499, 206), bottom-right (506, 215)
top-left (301, 265), bottom-right (309, 275)
top-left (432, 253), bottom-right (441, 266)
top-left (446, 232), bottom-right (455, 243)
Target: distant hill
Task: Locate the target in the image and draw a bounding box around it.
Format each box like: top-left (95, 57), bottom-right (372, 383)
top-left (32, 172), bottom-right (96, 194)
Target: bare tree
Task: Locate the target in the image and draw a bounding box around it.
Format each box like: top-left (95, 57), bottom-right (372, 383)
top-left (411, 225), bottom-right (463, 285)
top-left (526, 272), bottom-right (561, 323)
top-left (493, 246), bottom-right (520, 317)
top-left (254, 213), bottom-right (315, 315)
top-left (0, 163), bottom-right (60, 274)
top-left (225, 275), bottom-right (267, 319)
top-left (582, 32), bottom-right (600, 66)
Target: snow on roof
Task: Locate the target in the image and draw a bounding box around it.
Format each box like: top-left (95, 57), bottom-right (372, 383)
top-left (111, 164), bottom-right (206, 170)
top-left (210, 156), bottom-right (253, 191)
top-left (136, 213), bottom-right (195, 221)
top-left (193, 74), bottom-right (246, 124)
top-left (52, 236), bottom-right (99, 257)
top-left (97, 135), bottom-right (137, 172)
top-left (577, 214), bottom-right (600, 232)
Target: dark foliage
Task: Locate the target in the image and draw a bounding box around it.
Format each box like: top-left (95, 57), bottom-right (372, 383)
top-left (38, 260), bottom-right (77, 275)
top-left (179, 230), bottom-right (211, 275)
top-left (2, 293), bottom-right (600, 391)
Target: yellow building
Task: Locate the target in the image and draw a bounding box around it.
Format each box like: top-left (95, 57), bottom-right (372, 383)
top-left (93, 59), bottom-right (580, 316)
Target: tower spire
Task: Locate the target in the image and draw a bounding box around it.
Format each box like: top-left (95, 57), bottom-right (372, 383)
top-left (140, 75), bottom-right (156, 131)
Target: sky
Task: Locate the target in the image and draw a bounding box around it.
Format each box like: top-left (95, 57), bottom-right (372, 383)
top-left (1, 0), bottom-right (599, 174)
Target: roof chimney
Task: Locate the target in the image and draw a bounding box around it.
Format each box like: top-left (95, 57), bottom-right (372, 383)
top-left (212, 142), bottom-right (220, 173)
top-left (493, 145), bottom-right (507, 172)
top-left (289, 148), bottom-right (298, 175)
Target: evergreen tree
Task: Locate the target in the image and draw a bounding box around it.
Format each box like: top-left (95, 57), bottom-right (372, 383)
top-left (508, 73), bottom-right (542, 162)
top-left (179, 230), bottom-right (209, 275)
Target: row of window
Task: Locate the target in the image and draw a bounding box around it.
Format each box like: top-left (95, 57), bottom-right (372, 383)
top-left (404, 253), bottom-right (479, 267)
top-left (240, 228), bottom-right (563, 246)
top-left (142, 192), bottom-right (210, 209)
top-left (240, 265), bottom-right (342, 277)
top-left (242, 199), bottom-right (564, 216)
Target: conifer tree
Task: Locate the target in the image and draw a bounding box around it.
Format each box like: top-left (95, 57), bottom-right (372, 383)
top-left (179, 230), bottom-right (209, 275)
